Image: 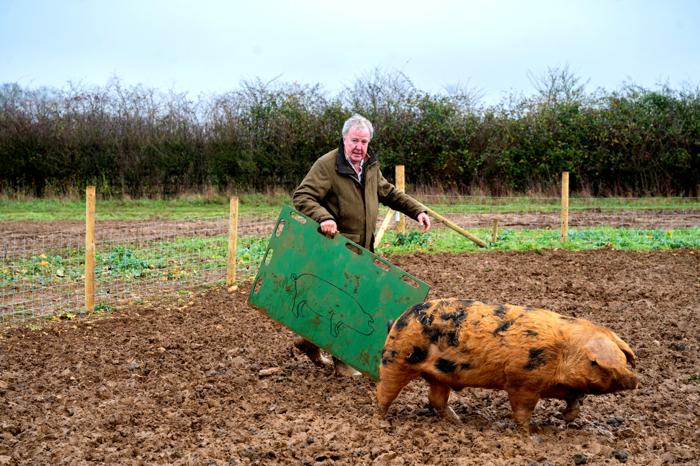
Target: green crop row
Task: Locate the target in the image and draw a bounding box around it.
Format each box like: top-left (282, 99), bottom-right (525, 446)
top-left (3, 228), bottom-right (698, 291)
top-left (0, 236), bottom-right (269, 288)
top-left (377, 227), bottom-right (700, 254)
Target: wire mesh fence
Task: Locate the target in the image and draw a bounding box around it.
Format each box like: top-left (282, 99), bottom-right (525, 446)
top-left (0, 215), bottom-right (277, 325)
top-left (412, 194), bottom-right (700, 230)
top-left (1, 235), bottom-right (85, 324)
top-left (93, 222), bottom-right (230, 311)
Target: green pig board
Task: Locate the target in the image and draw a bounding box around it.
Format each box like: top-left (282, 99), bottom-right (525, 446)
top-left (248, 205), bottom-right (430, 380)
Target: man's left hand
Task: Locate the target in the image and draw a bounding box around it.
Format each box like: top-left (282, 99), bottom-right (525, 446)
top-left (417, 212), bottom-right (431, 231)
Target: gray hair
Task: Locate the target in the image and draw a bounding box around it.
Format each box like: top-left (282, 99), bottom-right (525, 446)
top-left (341, 114), bottom-right (374, 139)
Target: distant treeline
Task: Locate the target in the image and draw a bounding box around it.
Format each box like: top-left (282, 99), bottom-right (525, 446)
top-left (1, 68), bottom-right (699, 197)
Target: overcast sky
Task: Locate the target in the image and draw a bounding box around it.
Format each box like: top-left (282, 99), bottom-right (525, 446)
top-left (1, 0), bottom-right (699, 104)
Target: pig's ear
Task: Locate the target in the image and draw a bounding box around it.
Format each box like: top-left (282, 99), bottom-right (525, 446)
top-left (585, 336), bottom-right (628, 368)
top-left (609, 332), bottom-right (636, 368)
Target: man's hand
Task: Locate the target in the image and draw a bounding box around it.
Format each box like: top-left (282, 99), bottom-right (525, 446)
top-left (417, 212), bottom-right (431, 232)
top-left (319, 219), bottom-right (338, 237)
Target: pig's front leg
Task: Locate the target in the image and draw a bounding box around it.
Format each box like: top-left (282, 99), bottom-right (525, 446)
top-left (428, 382), bottom-right (461, 423)
top-left (376, 368), bottom-right (415, 419)
top-left (561, 393), bottom-right (584, 422)
top-left (507, 391), bottom-right (539, 432)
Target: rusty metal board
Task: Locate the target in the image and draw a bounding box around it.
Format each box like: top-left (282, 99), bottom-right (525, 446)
top-left (248, 205), bottom-right (430, 380)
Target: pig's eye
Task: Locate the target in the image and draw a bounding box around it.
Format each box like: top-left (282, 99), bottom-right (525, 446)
top-left (590, 360), bottom-right (599, 367)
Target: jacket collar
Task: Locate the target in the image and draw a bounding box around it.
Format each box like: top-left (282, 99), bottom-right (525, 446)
top-left (336, 139), bottom-right (378, 176)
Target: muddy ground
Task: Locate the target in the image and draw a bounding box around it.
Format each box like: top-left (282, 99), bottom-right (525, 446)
top-left (2, 209), bottom-right (698, 257)
top-left (1, 249), bottom-right (699, 465)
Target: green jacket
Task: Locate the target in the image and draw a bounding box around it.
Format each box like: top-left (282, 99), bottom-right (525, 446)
top-left (293, 144), bottom-right (427, 249)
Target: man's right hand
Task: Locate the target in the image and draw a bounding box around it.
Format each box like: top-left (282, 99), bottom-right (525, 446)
top-left (319, 219), bottom-right (338, 237)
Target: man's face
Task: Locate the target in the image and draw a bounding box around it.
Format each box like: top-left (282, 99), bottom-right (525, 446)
top-left (343, 125), bottom-right (371, 166)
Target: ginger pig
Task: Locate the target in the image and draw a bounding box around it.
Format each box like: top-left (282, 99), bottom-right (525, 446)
top-left (377, 299), bottom-right (638, 431)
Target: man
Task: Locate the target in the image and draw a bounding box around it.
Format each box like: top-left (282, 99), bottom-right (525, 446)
top-left (292, 114), bottom-right (431, 376)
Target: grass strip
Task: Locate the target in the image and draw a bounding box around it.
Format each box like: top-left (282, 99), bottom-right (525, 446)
top-left (2, 196), bottom-right (699, 221)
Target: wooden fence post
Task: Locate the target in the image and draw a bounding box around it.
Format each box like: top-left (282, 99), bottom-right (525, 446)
top-left (85, 186), bottom-right (95, 314)
top-left (491, 219), bottom-right (499, 243)
top-left (395, 165), bottom-right (405, 234)
top-left (227, 196), bottom-right (239, 288)
top-left (561, 172), bottom-right (569, 242)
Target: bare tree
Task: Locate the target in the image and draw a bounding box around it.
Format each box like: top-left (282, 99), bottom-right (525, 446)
top-left (443, 79), bottom-right (484, 113)
top-left (527, 64), bottom-right (589, 106)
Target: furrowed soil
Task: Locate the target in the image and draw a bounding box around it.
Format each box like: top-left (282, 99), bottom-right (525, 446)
top-left (1, 249), bottom-right (698, 465)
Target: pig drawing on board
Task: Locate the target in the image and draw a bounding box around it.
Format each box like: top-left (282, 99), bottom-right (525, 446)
top-left (377, 299), bottom-right (638, 432)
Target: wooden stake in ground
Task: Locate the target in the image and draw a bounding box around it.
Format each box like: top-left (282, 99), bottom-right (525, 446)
top-left (396, 165), bottom-right (405, 234)
top-left (425, 207), bottom-right (488, 248)
top-left (561, 171), bottom-right (569, 242)
top-left (491, 219), bottom-right (499, 243)
top-left (85, 186), bottom-right (96, 313)
top-left (227, 196), bottom-right (239, 288)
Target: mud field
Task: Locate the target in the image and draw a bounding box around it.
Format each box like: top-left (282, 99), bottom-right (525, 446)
top-left (2, 209), bottom-right (698, 256)
top-left (1, 249), bottom-right (698, 465)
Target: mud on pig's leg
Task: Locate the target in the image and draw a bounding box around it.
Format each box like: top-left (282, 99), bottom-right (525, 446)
top-left (561, 393), bottom-right (584, 422)
top-left (507, 391), bottom-right (540, 433)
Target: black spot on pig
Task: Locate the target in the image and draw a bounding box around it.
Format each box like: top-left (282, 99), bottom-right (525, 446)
top-left (459, 299), bottom-right (475, 308)
top-left (381, 349), bottom-right (398, 366)
top-left (434, 299), bottom-right (451, 311)
top-left (440, 309), bottom-right (467, 327)
top-left (435, 358), bottom-right (457, 373)
top-left (493, 305), bottom-right (507, 318)
top-left (393, 313), bottom-right (410, 332)
top-left (446, 331), bottom-right (459, 346)
top-left (422, 327), bottom-right (460, 347)
top-left (418, 313), bottom-right (434, 327)
top-left (410, 302), bottom-right (432, 314)
top-left (406, 346), bottom-right (428, 364)
top-left (411, 303), bottom-right (434, 327)
top-left (460, 362), bottom-right (472, 370)
top-left (423, 327), bottom-right (442, 343)
top-left (524, 347), bottom-right (547, 370)
top-left (524, 329), bottom-right (539, 337)
top-left (493, 319), bottom-right (514, 336)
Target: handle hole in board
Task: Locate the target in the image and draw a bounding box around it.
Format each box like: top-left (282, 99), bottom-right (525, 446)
top-left (374, 258), bottom-right (390, 272)
top-left (289, 211), bottom-right (307, 224)
top-left (264, 248), bottom-right (274, 266)
top-left (345, 243), bottom-right (362, 256)
top-left (275, 219), bottom-right (285, 237)
top-left (401, 275), bottom-right (419, 288)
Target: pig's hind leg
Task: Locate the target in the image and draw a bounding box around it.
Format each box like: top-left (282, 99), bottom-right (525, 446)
top-left (427, 381), bottom-right (461, 423)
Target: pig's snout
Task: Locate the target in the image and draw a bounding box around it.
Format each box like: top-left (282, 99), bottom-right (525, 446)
top-left (607, 369), bottom-right (639, 392)
top-left (621, 372), bottom-right (639, 390)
